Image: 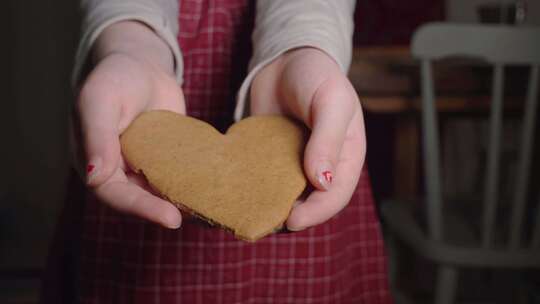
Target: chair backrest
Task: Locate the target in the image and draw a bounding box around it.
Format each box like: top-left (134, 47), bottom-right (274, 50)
top-left (411, 23), bottom-right (540, 250)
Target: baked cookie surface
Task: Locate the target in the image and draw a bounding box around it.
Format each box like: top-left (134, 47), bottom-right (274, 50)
top-left (120, 110), bottom-right (307, 241)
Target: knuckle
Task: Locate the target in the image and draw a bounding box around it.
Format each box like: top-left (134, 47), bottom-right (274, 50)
top-left (313, 77), bottom-right (357, 112)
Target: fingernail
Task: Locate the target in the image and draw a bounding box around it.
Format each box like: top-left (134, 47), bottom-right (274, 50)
top-left (316, 162), bottom-right (333, 190)
top-left (287, 225), bottom-right (306, 232)
top-left (323, 171), bottom-right (333, 183)
top-left (166, 218), bottom-right (181, 229)
top-left (167, 221), bottom-right (181, 229)
top-left (165, 210), bottom-right (182, 229)
top-left (86, 158), bottom-right (101, 183)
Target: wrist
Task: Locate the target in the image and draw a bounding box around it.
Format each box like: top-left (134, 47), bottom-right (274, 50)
top-left (92, 21), bottom-right (175, 76)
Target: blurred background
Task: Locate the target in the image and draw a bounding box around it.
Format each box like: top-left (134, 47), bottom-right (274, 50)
top-left (1, 0), bottom-right (539, 303)
top-left (2, 1), bottom-right (79, 303)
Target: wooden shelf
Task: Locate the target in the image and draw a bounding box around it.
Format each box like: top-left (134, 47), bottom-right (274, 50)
top-left (360, 95), bottom-right (525, 114)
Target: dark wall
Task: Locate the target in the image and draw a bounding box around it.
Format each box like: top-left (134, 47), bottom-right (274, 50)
top-left (354, 0), bottom-right (445, 46)
top-left (1, 0), bottom-right (80, 274)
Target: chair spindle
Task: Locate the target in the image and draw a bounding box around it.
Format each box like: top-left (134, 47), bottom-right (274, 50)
top-left (482, 64), bottom-right (505, 248)
top-left (510, 65), bottom-right (539, 249)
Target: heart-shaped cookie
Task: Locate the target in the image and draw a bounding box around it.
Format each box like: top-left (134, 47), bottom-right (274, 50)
top-left (120, 110), bottom-right (307, 241)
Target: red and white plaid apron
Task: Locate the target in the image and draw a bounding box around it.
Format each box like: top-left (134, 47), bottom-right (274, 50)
top-left (55, 1), bottom-right (392, 303)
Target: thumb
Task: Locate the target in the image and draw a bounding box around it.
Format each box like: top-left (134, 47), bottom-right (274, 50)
top-left (303, 79), bottom-right (356, 191)
top-left (77, 84), bottom-right (122, 187)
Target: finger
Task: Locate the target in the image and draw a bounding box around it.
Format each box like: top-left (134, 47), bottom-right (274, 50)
top-left (118, 70), bottom-right (187, 131)
top-left (148, 76), bottom-right (187, 115)
top-left (126, 171), bottom-right (194, 221)
top-left (77, 77), bottom-right (123, 187)
top-left (126, 171), bottom-right (155, 192)
top-left (95, 167), bottom-right (182, 229)
top-left (287, 109), bottom-right (366, 230)
top-left (77, 54), bottom-right (158, 186)
top-left (303, 78), bottom-right (357, 191)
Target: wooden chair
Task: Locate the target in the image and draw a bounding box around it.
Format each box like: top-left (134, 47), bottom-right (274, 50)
top-left (381, 23), bottom-right (540, 304)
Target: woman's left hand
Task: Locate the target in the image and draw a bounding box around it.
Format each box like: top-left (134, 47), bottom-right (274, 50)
top-left (250, 47), bottom-right (366, 231)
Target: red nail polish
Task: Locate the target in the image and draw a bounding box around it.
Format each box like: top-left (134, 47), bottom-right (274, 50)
top-left (87, 164), bottom-right (95, 174)
top-left (322, 171), bottom-right (333, 183)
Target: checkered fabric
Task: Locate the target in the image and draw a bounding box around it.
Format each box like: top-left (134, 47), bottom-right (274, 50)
top-left (77, 1), bottom-right (392, 303)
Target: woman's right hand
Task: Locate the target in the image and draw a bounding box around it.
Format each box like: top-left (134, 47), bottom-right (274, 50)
top-left (76, 21), bottom-right (185, 228)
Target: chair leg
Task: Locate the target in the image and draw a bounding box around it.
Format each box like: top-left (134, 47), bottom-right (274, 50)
top-left (435, 265), bottom-right (459, 304)
top-left (386, 234), bottom-right (417, 304)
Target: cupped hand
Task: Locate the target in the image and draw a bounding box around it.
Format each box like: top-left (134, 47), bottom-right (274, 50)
top-left (75, 22), bottom-right (185, 228)
top-left (250, 47), bottom-right (366, 231)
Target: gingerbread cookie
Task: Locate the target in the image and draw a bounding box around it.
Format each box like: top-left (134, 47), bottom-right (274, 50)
top-left (120, 110), bottom-right (307, 241)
